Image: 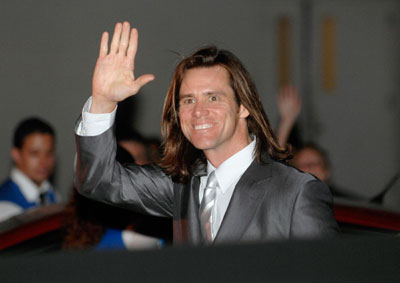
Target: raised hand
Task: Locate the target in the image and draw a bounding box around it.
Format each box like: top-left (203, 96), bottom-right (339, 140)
top-left (277, 85), bottom-right (302, 123)
top-left (276, 85), bottom-right (302, 147)
top-left (90, 21), bottom-right (155, 113)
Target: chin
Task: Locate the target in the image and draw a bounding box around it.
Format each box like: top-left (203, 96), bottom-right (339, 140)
top-left (33, 176), bottom-right (48, 184)
top-left (191, 141), bottom-right (216, 151)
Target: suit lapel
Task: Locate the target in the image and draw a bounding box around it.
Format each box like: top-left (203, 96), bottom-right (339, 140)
top-left (214, 158), bottom-right (272, 244)
top-left (187, 175), bottom-right (205, 245)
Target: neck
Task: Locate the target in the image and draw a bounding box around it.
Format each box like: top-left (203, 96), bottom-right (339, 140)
top-left (204, 135), bottom-right (252, 168)
top-left (14, 167), bottom-right (44, 188)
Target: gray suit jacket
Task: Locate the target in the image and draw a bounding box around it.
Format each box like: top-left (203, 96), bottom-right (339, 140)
top-left (75, 124), bottom-right (338, 246)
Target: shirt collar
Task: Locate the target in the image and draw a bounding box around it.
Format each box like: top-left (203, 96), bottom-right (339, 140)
top-left (207, 138), bottom-right (256, 194)
top-left (10, 167), bottom-right (51, 203)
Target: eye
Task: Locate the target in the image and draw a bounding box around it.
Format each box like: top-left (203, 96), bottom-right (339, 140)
top-left (209, 95), bottom-right (218, 102)
top-left (181, 97), bottom-right (195, 105)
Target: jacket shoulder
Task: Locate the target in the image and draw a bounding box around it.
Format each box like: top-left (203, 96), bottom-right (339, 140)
top-left (261, 159), bottom-right (319, 190)
top-left (0, 179), bottom-right (17, 197)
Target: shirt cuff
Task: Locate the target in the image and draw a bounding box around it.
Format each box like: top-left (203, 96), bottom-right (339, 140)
top-left (76, 97), bottom-right (117, 136)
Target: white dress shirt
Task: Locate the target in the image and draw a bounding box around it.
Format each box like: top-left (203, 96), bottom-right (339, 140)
top-left (11, 167), bottom-right (52, 203)
top-left (76, 97), bottom-right (117, 136)
top-left (76, 96), bottom-right (256, 239)
top-left (200, 140), bottom-right (255, 239)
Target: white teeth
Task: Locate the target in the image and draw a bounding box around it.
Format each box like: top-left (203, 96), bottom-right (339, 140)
top-left (194, 124), bottom-right (213, 130)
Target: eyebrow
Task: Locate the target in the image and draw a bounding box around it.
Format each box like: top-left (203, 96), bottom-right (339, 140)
top-left (205, 91), bottom-right (226, 97)
top-left (179, 91), bottom-right (226, 99)
top-left (179, 93), bottom-right (194, 100)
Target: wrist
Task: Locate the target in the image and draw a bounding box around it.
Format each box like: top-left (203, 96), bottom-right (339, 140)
top-left (90, 96), bottom-right (117, 113)
top-left (280, 116), bottom-right (296, 125)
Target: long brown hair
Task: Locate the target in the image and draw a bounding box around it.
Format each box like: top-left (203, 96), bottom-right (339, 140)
top-left (158, 46), bottom-right (289, 183)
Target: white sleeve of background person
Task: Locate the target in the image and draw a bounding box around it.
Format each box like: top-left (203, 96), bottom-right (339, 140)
top-left (122, 230), bottom-right (164, 250)
top-left (0, 202), bottom-right (23, 222)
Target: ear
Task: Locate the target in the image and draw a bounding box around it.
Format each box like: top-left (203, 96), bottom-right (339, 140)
top-left (239, 104), bottom-right (250, 119)
top-left (11, 147), bottom-right (21, 165)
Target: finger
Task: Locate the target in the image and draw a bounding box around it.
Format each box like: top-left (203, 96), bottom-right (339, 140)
top-left (288, 86), bottom-right (297, 96)
top-left (290, 88), bottom-right (300, 102)
top-left (99, 32), bottom-right (109, 58)
top-left (127, 28), bottom-right (138, 68)
top-left (277, 89), bottom-right (285, 104)
top-left (277, 87), bottom-right (284, 100)
top-left (277, 91), bottom-right (283, 102)
top-left (119, 21), bottom-right (131, 55)
top-left (281, 86), bottom-right (289, 100)
top-left (110, 22), bottom-right (122, 54)
top-left (130, 74), bottom-right (155, 93)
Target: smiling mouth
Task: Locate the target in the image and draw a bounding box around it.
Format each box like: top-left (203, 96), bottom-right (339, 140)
top-left (194, 123), bottom-right (213, 130)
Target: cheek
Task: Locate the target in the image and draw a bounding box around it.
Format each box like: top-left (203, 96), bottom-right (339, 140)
top-left (178, 110), bottom-right (190, 127)
top-left (29, 156), bottom-right (40, 166)
top-left (319, 168), bottom-right (329, 178)
top-left (178, 114), bottom-right (188, 137)
top-left (47, 156), bottom-right (55, 167)
top-left (221, 108), bottom-right (240, 127)
top-left (22, 156), bottom-right (38, 172)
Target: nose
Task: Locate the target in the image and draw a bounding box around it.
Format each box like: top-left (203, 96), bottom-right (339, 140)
top-left (192, 100), bottom-right (209, 118)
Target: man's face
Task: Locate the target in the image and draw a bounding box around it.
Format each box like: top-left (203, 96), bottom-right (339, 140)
top-left (178, 66), bottom-right (250, 163)
top-left (11, 133), bottom-right (55, 186)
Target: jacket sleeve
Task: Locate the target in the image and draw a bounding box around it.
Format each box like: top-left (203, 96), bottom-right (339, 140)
top-left (289, 179), bottom-right (339, 238)
top-left (74, 118), bottom-right (174, 218)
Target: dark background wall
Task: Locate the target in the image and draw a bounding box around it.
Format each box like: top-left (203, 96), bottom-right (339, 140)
top-left (0, 0), bottom-right (399, 201)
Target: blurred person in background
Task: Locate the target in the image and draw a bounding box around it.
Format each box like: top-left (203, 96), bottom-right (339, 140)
top-left (292, 143), bottom-right (353, 198)
top-left (63, 145), bottom-right (171, 250)
top-left (146, 137), bottom-right (162, 164)
top-left (0, 117), bottom-right (57, 222)
top-left (117, 128), bottom-right (150, 165)
top-left (62, 188), bottom-right (170, 251)
top-left (276, 86), bottom-right (356, 199)
top-left (276, 85), bottom-right (302, 150)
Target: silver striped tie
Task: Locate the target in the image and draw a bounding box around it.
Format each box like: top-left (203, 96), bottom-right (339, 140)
top-left (199, 171), bottom-right (218, 242)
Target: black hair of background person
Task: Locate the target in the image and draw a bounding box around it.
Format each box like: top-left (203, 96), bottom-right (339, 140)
top-left (13, 117), bottom-right (55, 148)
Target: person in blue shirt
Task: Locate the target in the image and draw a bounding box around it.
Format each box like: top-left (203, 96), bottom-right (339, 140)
top-left (0, 117), bottom-right (57, 222)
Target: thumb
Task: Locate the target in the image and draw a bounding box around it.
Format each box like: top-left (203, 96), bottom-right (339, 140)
top-left (131, 74), bottom-right (155, 93)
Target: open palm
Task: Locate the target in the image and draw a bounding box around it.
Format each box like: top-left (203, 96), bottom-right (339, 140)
top-left (91, 22), bottom-right (154, 113)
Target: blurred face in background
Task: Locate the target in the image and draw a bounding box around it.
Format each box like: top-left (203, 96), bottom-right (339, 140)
top-left (119, 140), bottom-right (149, 165)
top-left (11, 133), bottom-right (55, 186)
top-left (293, 147), bottom-right (330, 182)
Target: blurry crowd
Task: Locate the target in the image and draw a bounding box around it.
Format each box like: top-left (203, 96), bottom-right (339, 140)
top-left (276, 85), bottom-right (400, 207)
top-left (0, 116), bottom-right (171, 251)
top-left (276, 85), bottom-right (355, 199)
top-left (0, 85), bottom-right (399, 251)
